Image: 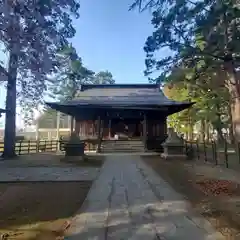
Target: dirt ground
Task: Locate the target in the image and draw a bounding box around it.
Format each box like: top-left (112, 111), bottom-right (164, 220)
top-left (0, 181), bottom-right (92, 240)
top-left (142, 156), bottom-right (240, 239)
top-left (0, 153), bottom-right (104, 168)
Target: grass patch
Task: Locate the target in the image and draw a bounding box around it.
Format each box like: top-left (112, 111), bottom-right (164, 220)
top-left (0, 181), bottom-right (92, 239)
top-left (142, 156), bottom-right (240, 238)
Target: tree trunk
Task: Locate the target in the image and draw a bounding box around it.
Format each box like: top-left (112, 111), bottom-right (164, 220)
top-left (200, 119), bottom-right (205, 142)
top-left (188, 116), bottom-right (194, 141)
top-left (212, 115), bottom-right (224, 143)
top-left (228, 105), bottom-right (235, 144)
top-left (2, 51), bottom-right (18, 158)
top-left (216, 126), bottom-right (224, 143)
top-left (205, 120), bottom-right (210, 143)
top-left (225, 60), bottom-right (240, 142)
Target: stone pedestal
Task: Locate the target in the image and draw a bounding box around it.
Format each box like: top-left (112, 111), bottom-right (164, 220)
top-left (161, 128), bottom-right (186, 160)
top-left (65, 142), bottom-right (85, 156)
top-left (61, 132), bottom-right (85, 162)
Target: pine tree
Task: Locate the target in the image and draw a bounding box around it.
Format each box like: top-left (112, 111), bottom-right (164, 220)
top-left (0, 0), bottom-right (80, 157)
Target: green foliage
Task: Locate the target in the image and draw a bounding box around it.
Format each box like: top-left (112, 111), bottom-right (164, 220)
top-left (49, 45), bottom-right (95, 102)
top-left (131, 0), bottom-right (239, 140)
top-left (49, 45), bottom-right (115, 102)
top-left (93, 71), bottom-right (115, 84)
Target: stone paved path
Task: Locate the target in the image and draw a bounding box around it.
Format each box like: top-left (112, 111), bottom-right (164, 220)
top-left (68, 155), bottom-right (225, 240)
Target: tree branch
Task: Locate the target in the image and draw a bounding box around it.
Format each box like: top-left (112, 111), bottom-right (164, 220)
top-left (0, 64), bottom-right (9, 80)
top-left (130, 0), bottom-right (211, 13)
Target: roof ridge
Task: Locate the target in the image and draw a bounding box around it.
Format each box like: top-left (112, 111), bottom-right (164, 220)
top-left (80, 83), bottom-right (160, 91)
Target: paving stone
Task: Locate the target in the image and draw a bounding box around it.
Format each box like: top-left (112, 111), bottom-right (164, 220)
top-left (67, 155), bottom-right (225, 240)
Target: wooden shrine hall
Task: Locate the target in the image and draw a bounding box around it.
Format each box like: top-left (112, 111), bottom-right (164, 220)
top-left (46, 84), bottom-right (193, 152)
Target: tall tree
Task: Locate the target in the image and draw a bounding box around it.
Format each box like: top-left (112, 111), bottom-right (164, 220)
top-left (93, 71), bottom-right (115, 84)
top-left (49, 45), bottom-right (94, 101)
top-left (163, 62), bottom-right (231, 142)
top-left (131, 0), bottom-right (240, 140)
top-left (49, 45), bottom-right (94, 132)
top-left (0, 0), bottom-right (80, 157)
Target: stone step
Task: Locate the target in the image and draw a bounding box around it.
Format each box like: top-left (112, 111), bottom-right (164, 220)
top-left (102, 143), bottom-right (143, 145)
top-left (102, 143), bottom-right (143, 146)
top-left (102, 146), bottom-right (144, 149)
top-left (101, 140), bottom-right (144, 153)
top-left (101, 149), bottom-right (145, 153)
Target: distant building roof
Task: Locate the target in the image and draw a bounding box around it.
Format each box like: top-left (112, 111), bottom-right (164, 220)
top-left (46, 84), bottom-right (194, 115)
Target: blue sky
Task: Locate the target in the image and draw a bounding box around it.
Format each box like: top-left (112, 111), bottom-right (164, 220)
top-left (0, 0), bottom-right (158, 127)
top-left (71, 0), bottom-right (154, 83)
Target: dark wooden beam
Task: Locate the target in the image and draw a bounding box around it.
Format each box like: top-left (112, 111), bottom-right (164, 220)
top-left (97, 115), bottom-right (101, 153)
top-left (143, 113), bottom-right (147, 152)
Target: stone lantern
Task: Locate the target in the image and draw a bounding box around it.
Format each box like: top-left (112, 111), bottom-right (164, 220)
top-left (161, 128), bottom-right (186, 160)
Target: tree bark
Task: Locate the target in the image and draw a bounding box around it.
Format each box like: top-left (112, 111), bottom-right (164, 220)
top-left (2, 51), bottom-right (18, 158)
top-left (225, 60), bottom-right (240, 142)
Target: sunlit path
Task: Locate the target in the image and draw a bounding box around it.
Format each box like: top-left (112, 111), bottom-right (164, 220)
top-left (67, 155), bottom-right (224, 240)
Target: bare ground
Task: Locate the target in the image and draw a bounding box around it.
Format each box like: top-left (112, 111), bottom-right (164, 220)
top-left (142, 156), bottom-right (240, 239)
top-left (0, 181), bottom-right (92, 240)
top-left (0, 153), bottom-right (104, 168)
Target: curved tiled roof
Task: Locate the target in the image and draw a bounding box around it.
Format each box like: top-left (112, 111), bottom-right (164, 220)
top-left (46, 84), bottom-right (193, 114)
top-left (49, 84), bottom-right (191, 106)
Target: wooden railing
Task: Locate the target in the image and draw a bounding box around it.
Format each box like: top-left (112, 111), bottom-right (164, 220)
top-left (0, 139), bottom-right (98, 155)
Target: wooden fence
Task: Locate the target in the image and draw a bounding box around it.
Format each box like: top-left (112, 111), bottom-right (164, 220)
top-left (0, 139), bottom-right (98, 155)
top-left (185, 140), bottom-right (240, 170)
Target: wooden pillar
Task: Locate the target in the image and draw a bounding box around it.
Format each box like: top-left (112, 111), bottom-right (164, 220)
top-left (143, 113), bottom-right (147, 152)
top-left (56, 111), bottom-right (60, 140)
top-left (35, 121), bottom-right (39, 140)
top-left (83, 122), bottom-right (86, 137)
top-left (108, 119), bottom-right (111, 139)
top-left (70, 116), bottom-right (74, 135)
top-left (75, 119), bottom-right (80, 136)
top-left (36, 120), bottom-right (40, 152)
top-left (73, 118), bottom-right (76, 132)
top-left (97, 115), bottom-right (101, 153)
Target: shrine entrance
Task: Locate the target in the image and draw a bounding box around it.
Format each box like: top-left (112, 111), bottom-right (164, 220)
top-left (109, 119), bottom-right (143, 139)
